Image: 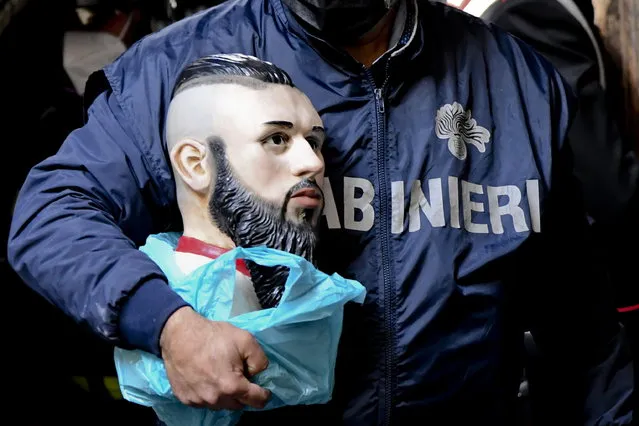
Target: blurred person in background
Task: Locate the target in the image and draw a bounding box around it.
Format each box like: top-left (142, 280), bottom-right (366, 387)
top-left (456, 0), bottom-right (638, 422)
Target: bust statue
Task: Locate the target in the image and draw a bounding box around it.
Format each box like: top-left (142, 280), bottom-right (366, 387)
top-left (164, 53), bottom-right (326, 315)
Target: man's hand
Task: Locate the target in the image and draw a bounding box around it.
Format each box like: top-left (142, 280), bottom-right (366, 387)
top-left (159, 306), bottom-right (271, 410)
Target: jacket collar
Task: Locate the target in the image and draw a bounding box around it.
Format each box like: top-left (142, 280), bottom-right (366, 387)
top-left (270, 0), bottom-right (426, 79)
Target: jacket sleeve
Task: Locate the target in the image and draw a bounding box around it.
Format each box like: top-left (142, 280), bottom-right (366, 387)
top-left (520, 65), bottom-right (634, 425)
top-left (7, 89), bottom-right (188, 357)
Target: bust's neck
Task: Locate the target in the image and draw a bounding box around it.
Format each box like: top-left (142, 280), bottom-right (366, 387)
top-left (181, 225), bottom-right (235, 250)
top-left (172, 236), bottom-right (261, 317)
top-left (174, 251), bottom-right (212, 275)
top-left (177, 191), bottom-right (235, 249)
top-left (174, 236), bottom-right (250, 276)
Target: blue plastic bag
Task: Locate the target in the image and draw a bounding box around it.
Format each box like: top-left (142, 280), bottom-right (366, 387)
top-left (114, 232), bottom-right (366, 426)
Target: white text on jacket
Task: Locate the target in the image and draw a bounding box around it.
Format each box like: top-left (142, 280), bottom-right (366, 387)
top-left (321, 177), bottom-right (541, 234)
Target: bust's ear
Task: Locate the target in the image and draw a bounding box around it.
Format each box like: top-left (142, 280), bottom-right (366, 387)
top-left (170, 139), bottom-right (212, 194)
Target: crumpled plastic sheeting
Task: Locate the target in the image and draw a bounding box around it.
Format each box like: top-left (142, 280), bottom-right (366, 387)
top-left (114, 232), bottom-right (366, 426)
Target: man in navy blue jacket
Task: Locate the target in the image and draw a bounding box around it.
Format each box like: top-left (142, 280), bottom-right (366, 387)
top-left (7, 0), bottom-right (634, 424)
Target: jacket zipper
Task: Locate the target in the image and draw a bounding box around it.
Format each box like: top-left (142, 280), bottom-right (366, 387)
top-left (368, 58), bottom-right (395, 426)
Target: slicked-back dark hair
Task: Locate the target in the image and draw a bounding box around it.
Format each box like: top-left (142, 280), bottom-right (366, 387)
top-left (171, 53), bottom-right (295, 99)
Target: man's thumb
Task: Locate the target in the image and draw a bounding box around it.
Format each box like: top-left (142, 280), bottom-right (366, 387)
top-left (241, 333), bottom-right (269, 376)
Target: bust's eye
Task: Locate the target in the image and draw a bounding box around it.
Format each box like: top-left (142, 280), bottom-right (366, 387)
top-left (307, 137), bottom-right (322, 151)
top-left (264, 134), bottom-right (289, 146)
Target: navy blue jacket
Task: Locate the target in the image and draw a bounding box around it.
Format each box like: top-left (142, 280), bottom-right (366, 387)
top-left (8, 0), bottom-right (634, 424)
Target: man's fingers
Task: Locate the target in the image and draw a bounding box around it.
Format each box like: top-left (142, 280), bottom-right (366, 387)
top-left (236, 381), bottom-right (271, 409)
top-left (198, 382), bottom-right (246, 411)
top-left (208, 396), bottom-right (244, 411)
top-left (240, 333), bottom-right (269, 376)
top-left (216, 374), bottom-right (269, 410)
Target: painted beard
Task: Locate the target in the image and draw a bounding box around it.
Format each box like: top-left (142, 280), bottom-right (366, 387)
top-left (207, 137), bottom-right (324, 309)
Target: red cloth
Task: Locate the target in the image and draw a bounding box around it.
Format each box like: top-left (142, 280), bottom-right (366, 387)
top-left (175, 236), bottom-right (250, 277)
